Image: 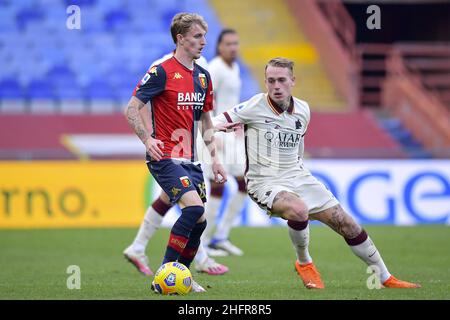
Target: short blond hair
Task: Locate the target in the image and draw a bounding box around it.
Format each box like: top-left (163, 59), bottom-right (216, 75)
top-left (265, 57), bottom-right (294, 76)
top-left (170, 13), bottom-right (208, 44)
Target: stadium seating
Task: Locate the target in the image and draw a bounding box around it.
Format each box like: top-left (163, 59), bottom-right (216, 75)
top-left (0, 0), bottom-right (259, 113)
top-left (0, 0), bottom-right (444, 159)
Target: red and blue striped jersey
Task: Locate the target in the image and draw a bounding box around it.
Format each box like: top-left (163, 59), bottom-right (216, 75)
top-left (133, 56), bottom-right (214, 161)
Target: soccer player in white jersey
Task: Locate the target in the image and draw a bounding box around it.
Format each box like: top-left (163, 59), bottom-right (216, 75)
top-left (200, 29), bottom-right (247, 257)
top-left (123, 51), bottom-right (229, 276)
top-left (213, 57), bottom-right (421, 289)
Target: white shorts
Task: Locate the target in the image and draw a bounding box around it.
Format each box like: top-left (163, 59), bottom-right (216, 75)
top-left (246, 167), bottom-right (339, 216)
top-left (197, 131), bottom-right (246, 180)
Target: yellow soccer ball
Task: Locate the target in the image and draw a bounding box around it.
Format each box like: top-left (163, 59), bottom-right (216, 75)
top-left (152, 262), bottom-right (193, 295)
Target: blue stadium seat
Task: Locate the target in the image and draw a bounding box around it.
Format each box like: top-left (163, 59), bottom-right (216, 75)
top-left (0, 0), bottom-right (258, 114)
top-left (0, 77), bottom-right (27, 113)
top-left (85, 78), bottom-right (115, 100)
top-left (65, 0), bottom-right (97, 7)
top-left (26, 79), bottom-right (55, 99)
top-left (15, 8), bottom-right (45, 31)
top-left (53, 78), bottom-right (84, 100)
top-left (47, 65), bottom-right (76, 80)
top-left (0, 78), bottom-right (23, 99)
top-left (104, 9), bottom-right (130, 31)
top-left (95, 0), bottom-right (123, 10)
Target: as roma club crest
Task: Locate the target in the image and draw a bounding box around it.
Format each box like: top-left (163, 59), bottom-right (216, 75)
top-left (198, 73), bottom-right (207, 89)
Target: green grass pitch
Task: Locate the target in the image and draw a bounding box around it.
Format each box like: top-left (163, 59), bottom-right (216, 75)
top-left (0, 225), bottom-right (449, 300)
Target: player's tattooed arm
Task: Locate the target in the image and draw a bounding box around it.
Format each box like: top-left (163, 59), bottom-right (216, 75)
top-left (125, 96), bottom-right (148, 143)
top-left (125, 96), bottom-right (164, 160)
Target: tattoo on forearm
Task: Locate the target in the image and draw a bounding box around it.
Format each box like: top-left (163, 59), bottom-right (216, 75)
top-left (126, 104), bottom-right (148, 143)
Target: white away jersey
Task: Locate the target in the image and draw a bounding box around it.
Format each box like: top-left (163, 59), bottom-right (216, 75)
top-left (213, 93), bottom-right (311, 180)
top-left (208, 57), bottom-right (241, 115)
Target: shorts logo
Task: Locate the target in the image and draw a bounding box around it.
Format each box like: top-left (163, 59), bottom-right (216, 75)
top-left (198, 73), bottom-right (207, 89)
top-left (198, 182), bottom-right (206, 200)
top-left (180, 176), bottom-right (192, 188)
top-left (171, 187), bottom-right (181, 197)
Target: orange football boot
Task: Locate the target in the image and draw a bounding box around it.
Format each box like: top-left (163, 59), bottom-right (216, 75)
top-left (295, 261), bottom-right (325, 289)
top-left (383, 275), bottom-right (421, 288)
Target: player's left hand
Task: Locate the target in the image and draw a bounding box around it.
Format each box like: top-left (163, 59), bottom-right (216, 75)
top-left (212, 162), bottom-right (227, 184)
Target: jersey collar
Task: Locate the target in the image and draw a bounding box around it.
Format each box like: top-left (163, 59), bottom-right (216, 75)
top-left (171, 56), bottom-right (195, 72)
top-left (267, 95), bottom-right (294, 115)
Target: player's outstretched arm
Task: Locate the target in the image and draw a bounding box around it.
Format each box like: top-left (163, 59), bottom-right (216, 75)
top-left (125, 96), bottom-right (164, 161)
top-left (201, 111), bottom-right (227, 183)
top-left (214, 121), bottom-right (242, 133)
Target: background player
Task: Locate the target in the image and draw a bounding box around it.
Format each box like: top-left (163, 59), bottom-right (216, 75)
top-left (124, 13), bottom-right (227, 293)
top-left (200, 29), bottom-right (247, 257)
top-left (214, 57), bottom-right (421, 289)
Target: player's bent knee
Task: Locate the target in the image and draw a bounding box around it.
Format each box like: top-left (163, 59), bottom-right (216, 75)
top-left (280, 204), bottom-right (308, 222)
top-left (181, 205), bottom-right (205, 222)
top-left (289, 202), bottom-right (308, 221)
top-left (179, 190), bottom-right (204, 208)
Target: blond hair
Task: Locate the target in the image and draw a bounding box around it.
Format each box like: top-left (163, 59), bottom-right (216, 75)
top-left (170, 13), bottom-right (208, 44)
top-left (265, 57), bottom-right (294, 76)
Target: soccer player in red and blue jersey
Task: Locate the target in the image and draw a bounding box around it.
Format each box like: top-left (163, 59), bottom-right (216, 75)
top-left (125, 13), bottom-right (227, 293)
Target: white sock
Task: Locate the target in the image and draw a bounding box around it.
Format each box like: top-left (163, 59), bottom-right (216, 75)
top-left (202, 196), bottom-right (222, 245)
top-left (131, 206), bottom-right (163, 253)
top-left (214, 191), bottom-right (247, 241)
top-left (349, 236), bottom-right (391, 283)
top-left (288, 224), bottom-right (312, 265)
top-left (193, 242), bottom-right (208, 265)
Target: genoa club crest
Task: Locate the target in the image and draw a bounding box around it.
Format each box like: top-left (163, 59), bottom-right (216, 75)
top-left (198, 73), bottom-right (207, 89)
top-left (180, 176), bottom-right (191, 188)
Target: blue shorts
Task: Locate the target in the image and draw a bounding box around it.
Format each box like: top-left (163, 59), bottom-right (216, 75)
top-left (147, 159), bottom-right (207, 204)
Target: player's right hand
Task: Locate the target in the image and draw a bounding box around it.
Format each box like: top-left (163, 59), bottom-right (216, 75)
top-left (215, 122), bottom-right (241, 133)
top-left (145, 137), bottom-right (164, 161)
top-left (212, 161), bottom-right (227, 184)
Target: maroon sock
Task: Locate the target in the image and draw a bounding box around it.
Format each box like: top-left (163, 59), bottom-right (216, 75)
top-left (345, 229), bottom-right (368, 246)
